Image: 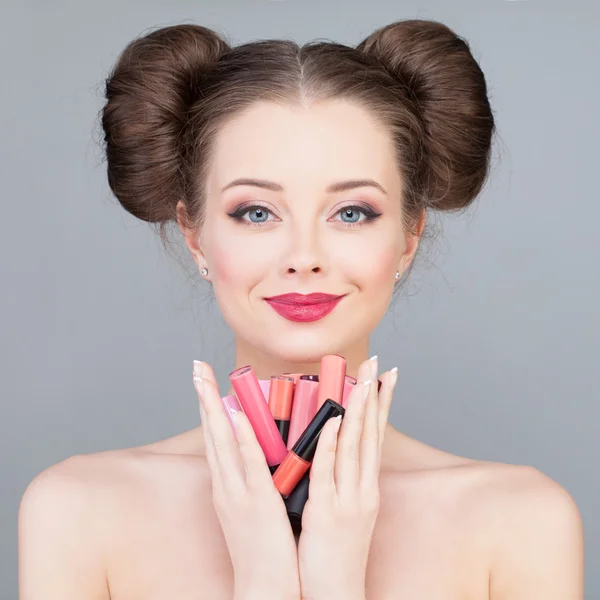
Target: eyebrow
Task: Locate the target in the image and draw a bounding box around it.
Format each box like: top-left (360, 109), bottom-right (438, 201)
top-left (220, 177), bottom-right (388, 196)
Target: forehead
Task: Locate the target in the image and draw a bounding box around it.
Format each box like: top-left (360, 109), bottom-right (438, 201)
top-left (207, 100), bottom-right (401, 194)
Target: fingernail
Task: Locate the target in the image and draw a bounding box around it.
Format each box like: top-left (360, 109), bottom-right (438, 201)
top-left (333, 414), bottom-right (342, 432)
top-left (390, 367), bottom-right (398, 387)
top-left (363, 379), bottom-right (372, 401)
top-left (193, 360), bottom-right (204, 378)
top-left (193, 375), bottom-right (204, 393)
top-left (369, 355), bottom-right (378, 379)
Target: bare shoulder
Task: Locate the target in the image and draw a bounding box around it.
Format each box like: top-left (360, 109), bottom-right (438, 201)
top-left (20, 429), bottom-right (209, 521)
top-left (383, 435), bottom-right (584, 598)
top-left (18, 431), bottom-right (209, 599)
top-left (466, 461), bottom-right (584, 598)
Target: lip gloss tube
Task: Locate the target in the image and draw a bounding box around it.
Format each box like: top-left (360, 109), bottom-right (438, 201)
top-left (229, 366), bottom-right (288, 470)
top-left (316, 354), bottom-right (346, 408)
top-left (272, 399), bottom-right (345, 498)
top-left (342, 375), bottom-right (356, 409)
top-left (268, 375), bottom-right (295, 446)
top-left (281, 372), bottom-right (304, 385)
top-left (287, 375), bottom-right (319, 449)
top-left (258, 379), bottom-right (271, 401)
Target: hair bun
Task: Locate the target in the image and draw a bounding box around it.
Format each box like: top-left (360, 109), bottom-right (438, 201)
top-left (358, 19), bottom-right (495, 212)
top-left (101, 25), bottom-right (230, 223)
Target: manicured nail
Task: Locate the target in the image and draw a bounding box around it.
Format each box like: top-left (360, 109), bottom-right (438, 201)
top-left (193, 375), bottom-right (204, 394)
top-left (333, 414), bottom-right (342, 433)
top-left (193, 360), bottom-right (203, 378)
top-left (390, 367), bottom-right (398, 387)
top-left (363, 379), bottom-right (372, 401)
top-left (369, 355), bottom-right (378, 379)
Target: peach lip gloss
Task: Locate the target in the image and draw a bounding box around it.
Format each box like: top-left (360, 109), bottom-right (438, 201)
top-left (229, 366), bottom-right (288, 471)
top-left (272, 399), bottom-right (345, 498)
top-left (267, 375), bottom-right (295, 446)
top-left (316, 354), bottom-right (346, 408)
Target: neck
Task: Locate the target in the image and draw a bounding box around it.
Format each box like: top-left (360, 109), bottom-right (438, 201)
top-left (226, 335), bottom-right (371, 395)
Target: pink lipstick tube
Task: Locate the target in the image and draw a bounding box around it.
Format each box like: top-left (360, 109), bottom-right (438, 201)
top-left (342, 375), bottom-right (356, 409)
top-left (316, 354), bottom-right (347, 408)
top-left (287, 375), bottom-right (319, 449)
top-left (229, 366), bottom-right (288, 469)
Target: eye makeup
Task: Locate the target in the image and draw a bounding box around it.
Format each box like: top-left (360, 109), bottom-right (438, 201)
top-left (226, 202), bottom-right (382, 228)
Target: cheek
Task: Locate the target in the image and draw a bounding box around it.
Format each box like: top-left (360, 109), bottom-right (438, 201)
top-left (334, 232), bottom-right (401, 290)
top-left (207, 227), bottom-right (271, 288)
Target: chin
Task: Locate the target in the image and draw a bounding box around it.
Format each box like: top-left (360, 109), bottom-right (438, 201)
top-left (254, 329), bottom-right (350, 365)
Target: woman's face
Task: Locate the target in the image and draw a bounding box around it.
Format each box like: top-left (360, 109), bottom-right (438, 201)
top-left (185, 100), bottom-right (420, 363)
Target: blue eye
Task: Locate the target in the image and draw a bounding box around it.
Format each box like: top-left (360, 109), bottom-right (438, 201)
top-left (339, 207), bottom-right (361, 223)
top-left (247, 207), bottom-right (269, 223)
top-left (227, 204), bottom-right (274, 225)
top-left (334, 205), bottom-right (382, 225)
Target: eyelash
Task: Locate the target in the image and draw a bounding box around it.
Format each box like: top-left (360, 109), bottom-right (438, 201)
top-left (226, 203), bottom-right (383, 228)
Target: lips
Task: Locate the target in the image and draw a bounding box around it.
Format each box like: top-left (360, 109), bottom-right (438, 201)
top-left (264, 293), bottom-right (346, 323)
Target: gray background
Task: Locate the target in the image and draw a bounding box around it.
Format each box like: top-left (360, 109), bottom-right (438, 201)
top-left (1, 1), bottom-right (598, 598)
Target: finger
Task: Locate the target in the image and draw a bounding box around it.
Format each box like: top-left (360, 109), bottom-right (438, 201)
top-left (335, 358), bottom-right (373, 498)
top-left (359, 369), bottom-right (382, 490)
top-left (308, 415), bottom-right (342, 503)
top-left (230, 409), bottom-right (275, 491)
top-left (194, 374), bottom-right (246, 495)
top-left (196, 381), bottom-right (223, 493)
top-left (377, 367), bottom-right (397, 459)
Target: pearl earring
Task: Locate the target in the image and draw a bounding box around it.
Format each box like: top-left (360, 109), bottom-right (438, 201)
top-left (200, 267), bottom-right (208, 277)
top-left (395, 271), bottom-right (400, 281)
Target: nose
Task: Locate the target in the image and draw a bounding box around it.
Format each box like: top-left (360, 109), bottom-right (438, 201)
top-left (279, 222), bottom-right (326, 279)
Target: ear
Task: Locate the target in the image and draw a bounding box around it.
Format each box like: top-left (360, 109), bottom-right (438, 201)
top-left (176, 200), bottom-right (207, 268)
top-left (396, 209), bottom-right (426, 275)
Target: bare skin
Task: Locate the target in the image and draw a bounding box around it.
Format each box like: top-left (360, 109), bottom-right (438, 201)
top-left (19, 98), bottom-right (584, 598)
top-left (19, 420), bottom-right (583, 599)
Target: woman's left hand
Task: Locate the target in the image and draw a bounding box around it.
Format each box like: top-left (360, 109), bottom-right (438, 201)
top-left (296, 356), bottom-right (397, 600)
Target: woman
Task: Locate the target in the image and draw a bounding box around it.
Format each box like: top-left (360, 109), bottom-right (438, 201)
top-left (18, 18), bottom-right (584, 600)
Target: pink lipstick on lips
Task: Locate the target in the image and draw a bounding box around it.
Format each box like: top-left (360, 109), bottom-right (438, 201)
top-left (264, 293), bottom-right (346, 323)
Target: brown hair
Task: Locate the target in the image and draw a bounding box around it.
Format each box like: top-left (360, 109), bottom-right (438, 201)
top-left (101, 19), bottom-right (495, 253)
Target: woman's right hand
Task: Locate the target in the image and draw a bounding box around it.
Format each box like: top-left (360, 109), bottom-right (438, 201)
top-left (192, 361), bottom-right (301, 600)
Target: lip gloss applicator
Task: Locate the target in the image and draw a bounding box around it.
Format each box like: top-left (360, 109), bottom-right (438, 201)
top-left (229, 366), bottom-right (288, 472)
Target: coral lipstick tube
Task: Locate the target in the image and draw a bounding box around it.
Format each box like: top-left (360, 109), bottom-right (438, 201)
top-left (287, 375), bottom-right (319, 449)
top-left (268, 375), bottom-right (295, 445)
top-left (272, 399), bottom-right (345, 498)
top-left (229, 366), bottom-right (288, 470)
top-left (316, 354), bottom-right (346, 408)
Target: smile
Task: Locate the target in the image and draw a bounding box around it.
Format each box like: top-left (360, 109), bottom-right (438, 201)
top-left (263, 293), bottom-right (346, 323)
